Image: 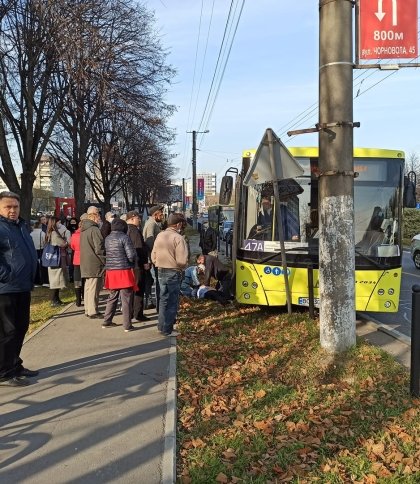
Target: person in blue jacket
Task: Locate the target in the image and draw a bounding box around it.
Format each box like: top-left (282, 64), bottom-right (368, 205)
top-left (0, 191), bottom-right (38, 387)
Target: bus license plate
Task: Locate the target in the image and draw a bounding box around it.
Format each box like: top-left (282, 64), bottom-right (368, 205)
top-left (298, 297), bottom-right (320, 307)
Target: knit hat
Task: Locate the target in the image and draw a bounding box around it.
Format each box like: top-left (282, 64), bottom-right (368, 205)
top-left (126, 210), bottom-right (140, 220)
top-left (111, 218), bottom-right (128, 233)
top-left (149, 205), bottom-right (164, 215)
top-left (167, 212), bottom-right (186, 226)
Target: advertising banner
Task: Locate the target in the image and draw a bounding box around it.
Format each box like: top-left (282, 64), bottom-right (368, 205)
top-left (197, 178), bottom-right (205, 200)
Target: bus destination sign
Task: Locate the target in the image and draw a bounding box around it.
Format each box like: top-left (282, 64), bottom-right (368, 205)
top-left (359, 0), bottom-right (418, 60)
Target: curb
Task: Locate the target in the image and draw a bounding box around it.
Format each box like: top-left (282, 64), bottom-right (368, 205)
top-left (162, 338), bottom-right (177, 484)
top-left (356, 312), bottom-right (411, 346)
top-left (24, 302), bottom-right (75, 344)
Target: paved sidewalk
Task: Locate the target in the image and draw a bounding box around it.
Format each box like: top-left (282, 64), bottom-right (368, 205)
top-left (0, 299), bottom-right (176, 484)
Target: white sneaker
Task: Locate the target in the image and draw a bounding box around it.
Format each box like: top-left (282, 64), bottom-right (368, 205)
top-left (42, 284), bottom-right (50, 287)
top-left (168, 331), bottom-right (179, 337)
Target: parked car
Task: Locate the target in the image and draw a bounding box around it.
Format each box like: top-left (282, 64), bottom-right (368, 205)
top-left (219, 221), bottom-right (234, 241)
top-left (411, 234), bottom-right (420, 269)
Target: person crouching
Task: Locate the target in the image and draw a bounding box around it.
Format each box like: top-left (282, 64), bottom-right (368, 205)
top-left (102, 219), bottom-right (137, 332)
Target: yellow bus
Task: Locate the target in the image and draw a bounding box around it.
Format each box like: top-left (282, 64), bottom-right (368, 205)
top-left (224, 147), bottom-right (412, 312)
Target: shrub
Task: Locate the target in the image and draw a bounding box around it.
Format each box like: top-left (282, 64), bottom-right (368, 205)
top-left (403, 208), bottom-right (420, 239)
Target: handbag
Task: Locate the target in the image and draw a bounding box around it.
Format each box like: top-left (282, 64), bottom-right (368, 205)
top-left (41, 243), bottom-right (61, 268)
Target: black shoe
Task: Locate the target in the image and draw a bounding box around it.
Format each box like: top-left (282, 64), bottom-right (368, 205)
top-left (124, 326), bottom-right (135, 332)
top-left (88, 314), bottom-right (102, 319)
top-left (136, 315), bottom-right (149, 322)
top-left (19, 368), bottom-right (39, 377)
top-left (102, 322), bottom-right (117, 328)
top-left (0, 376), bottom-right (30, 387)
top-left (146, 303), bottom-right (156, 310)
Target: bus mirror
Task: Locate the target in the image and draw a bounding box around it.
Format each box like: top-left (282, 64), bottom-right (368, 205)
top-left (404, 172), bottom-right (416, 208)
top-left (219, 176), bottom-right (233, 205)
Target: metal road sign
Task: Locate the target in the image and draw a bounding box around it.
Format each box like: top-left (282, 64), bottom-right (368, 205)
top-left (359, 0), bottom-right (418, 60)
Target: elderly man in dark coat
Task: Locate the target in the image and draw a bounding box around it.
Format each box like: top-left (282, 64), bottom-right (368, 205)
top-left (126, 210), bottom-right (150, 322)
top-left (0, 191), bottom-right (38, 387)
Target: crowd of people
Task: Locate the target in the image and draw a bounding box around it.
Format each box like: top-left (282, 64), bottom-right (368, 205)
top-left (0, 190), bottom-right (233, 387)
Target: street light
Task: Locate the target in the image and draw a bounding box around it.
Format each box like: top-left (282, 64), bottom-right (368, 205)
top-left (187, 129), bottom-right (209, 230)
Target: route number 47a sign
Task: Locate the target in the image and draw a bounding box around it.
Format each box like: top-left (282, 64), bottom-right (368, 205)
top-left (359, 0), bottom-right (418, 59)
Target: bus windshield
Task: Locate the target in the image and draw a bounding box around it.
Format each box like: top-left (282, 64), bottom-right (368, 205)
top-left (243, 156), bottom-right (403, 260)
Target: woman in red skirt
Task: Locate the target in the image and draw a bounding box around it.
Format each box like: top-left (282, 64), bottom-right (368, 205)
top-left (102, 219), bottom-right (137, 331)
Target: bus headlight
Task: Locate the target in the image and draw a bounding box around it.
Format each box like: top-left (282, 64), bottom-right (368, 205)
top-left (244, 293), bottom-right (250, 300)
top-left (388, 288), bottom-right (394, 295)
top-left (252, 282), bottom-right (258, 289)
top-left (378, 289), bottom-right (384, 295)
top-left (242, 281), bottom-right (248, 287)
top-left (384, 301), bottom-right (391, 308)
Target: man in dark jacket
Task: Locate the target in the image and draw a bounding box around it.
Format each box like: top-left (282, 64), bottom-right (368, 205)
top-left (100, 211), bottom-right (115, 239)
top-left (0, 191), bottom-right (38, 387)
top-left (143, 205), bottom-right (164, 310)
top-left (196, 254), bottom-right (232, 299)
top-left (199, 221), bottom-right (217, 255)
top-left (126, 210), bottom-right (150, 321)
top-left (80, 206), bottom-right (105, 318)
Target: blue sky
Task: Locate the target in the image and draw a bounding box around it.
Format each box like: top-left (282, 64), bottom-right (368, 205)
top-left (146, 0), bottom-right (420, 183)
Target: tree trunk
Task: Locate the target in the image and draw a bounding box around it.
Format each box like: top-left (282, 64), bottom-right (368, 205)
top-left (73, 165), bottom-right (87, 218)
top-left (19, 171), bottom-right (36, 221)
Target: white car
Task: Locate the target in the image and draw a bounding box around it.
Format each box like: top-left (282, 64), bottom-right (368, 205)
top-left (411, 234), bottom-right (420, 269)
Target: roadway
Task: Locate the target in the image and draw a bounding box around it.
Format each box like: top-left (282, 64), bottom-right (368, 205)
top-left (358, 250), bottom-right (420, 340)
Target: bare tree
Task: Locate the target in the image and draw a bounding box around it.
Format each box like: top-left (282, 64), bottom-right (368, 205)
top-left (119, 132), bottom-right (176, 212)
top-left (0, 0), bottom-right (68, 218)
top-left (48, 0), bottom-right (176, 217)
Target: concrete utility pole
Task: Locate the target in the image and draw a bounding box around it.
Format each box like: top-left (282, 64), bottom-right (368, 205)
top-left (192, 130), bottom-right (198, 229)
top-left (188, 129), bottom-right (208, 230)
top-left (182, 177), bottom-right (186, 214)
top-left (319, 0), bottom-right (356, 352)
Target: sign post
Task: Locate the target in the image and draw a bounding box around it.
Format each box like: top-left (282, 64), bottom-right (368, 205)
top-left (359, 0), bottom-right (418, 60)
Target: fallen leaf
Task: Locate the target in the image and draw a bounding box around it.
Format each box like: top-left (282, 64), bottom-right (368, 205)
top-left (216, 472), bottom-right (229, 483)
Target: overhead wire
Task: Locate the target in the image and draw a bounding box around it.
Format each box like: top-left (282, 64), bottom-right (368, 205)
top-left (181, 0), bottom-right (205, 178)
top-left (190, 0), bottom-right (216, 134)
top-left (278, 16), bottom-right (420, 143)
top-left (198, 0), bottom-right (246, 147)
top-left (195, 0), bottom-right (236, 136)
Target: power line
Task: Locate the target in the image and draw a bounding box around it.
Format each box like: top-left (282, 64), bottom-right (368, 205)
top-left (198, 0), bottom-right (245, 145)
top-left (181, 0), bottom-right (205, 178)
top-left (195, 0), bottom-right (236, 135)
top-left (191, 0), bottom-right (216, 130)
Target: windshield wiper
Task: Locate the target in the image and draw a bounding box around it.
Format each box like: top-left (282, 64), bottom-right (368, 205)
top-left (354, 248), bottom-right (387, 269)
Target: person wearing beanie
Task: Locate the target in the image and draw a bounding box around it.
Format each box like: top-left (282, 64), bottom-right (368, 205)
top-left (126, 210), bottom-right (149, 322)
top-left (143, 205), bottom-right (164, 310)
top-left (152, 212), bottom-right (188, 337)
top-left (102, 218), bottom-right (137, 331)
